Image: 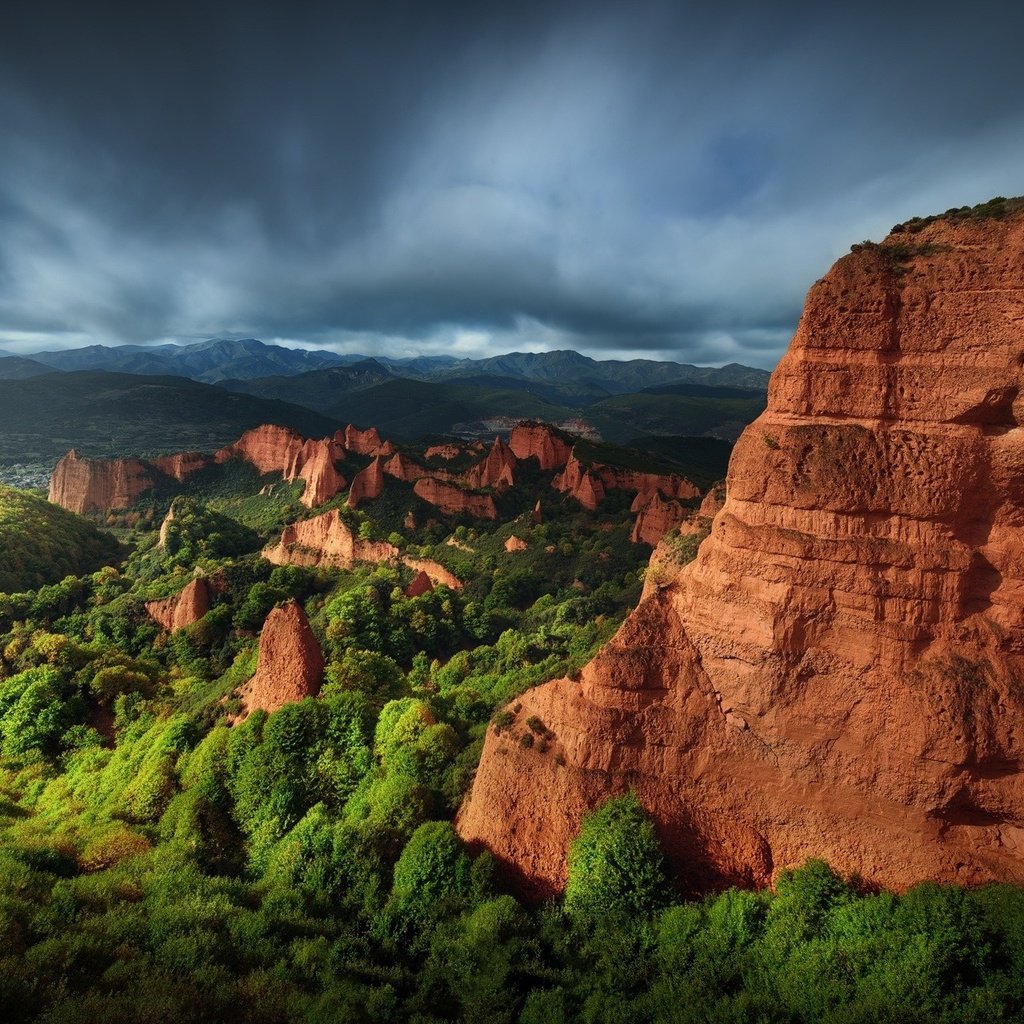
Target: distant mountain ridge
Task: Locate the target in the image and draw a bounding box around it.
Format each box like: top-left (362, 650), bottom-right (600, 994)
top-left (26, 337), bottom-right (347, 383)
top-left (17, 338), bottom-right (771, 390)
top-left (0, 355), bottom-right (55, 380)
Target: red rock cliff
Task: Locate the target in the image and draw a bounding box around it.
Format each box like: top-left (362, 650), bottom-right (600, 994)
top-left (48, 450), bottom-right (156, 514)
top-left (264, 508), bottom-right (399, 568)
top-left (238, 601), bottom-right (324, 716)
top-left (458, 208), bottom-right (1024, 899)
top-left (413, 478), bottom-right (498, 519)
top-left (509, 423), bottom-right (572, 470)
top-left (144, 577), bottom-right (211, 632)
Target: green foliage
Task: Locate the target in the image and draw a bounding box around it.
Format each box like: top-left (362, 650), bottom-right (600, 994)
top-left (565, 792), bottom-right (669, 922)
top-left (6, 425), bottom-right (1024, 1023)
top-left (387, 821), bottom-right (472, 929)
top-left (0, 487), bottom-right (121, 593)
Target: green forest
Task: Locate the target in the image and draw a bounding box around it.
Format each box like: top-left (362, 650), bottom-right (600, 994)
top-left (1, 465), bottom-right (1023, 1024)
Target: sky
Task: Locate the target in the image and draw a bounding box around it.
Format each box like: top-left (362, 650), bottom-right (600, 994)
top-left (1, 0), bottom-right (1022, 369)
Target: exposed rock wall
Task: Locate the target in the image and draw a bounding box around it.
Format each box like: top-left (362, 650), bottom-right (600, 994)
top-left (509, 423), bottom-right (572, 470)
top-left (48, 450), bottom-right (156, 514)
top-left (630, 491), bottom-right (687, 545)
top-left (238, 601), bottom-right (324, 716)
top-left (264, 509), bottom-right (462, 589)
top-left (264, 508), bottom-right (399, 568)
top-left (458, 210), bottom-right (1024, 899)
top-left (347, 456), bottom-right (385, 508)
top-left (463, 437), bottom-right (518, 489)
top-left (413, 478), bottom-right (498, 519)
top-left (144, 577), bottom-right (211, 632)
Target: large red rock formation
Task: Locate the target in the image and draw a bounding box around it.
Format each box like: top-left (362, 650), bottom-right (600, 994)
top-left (48, 423), bottom-right (357, 515)
top-left (264, 508), bottom-right (399, 568)
top-left (144, 577), bottom-right (211, 632)
top-left (215, 424), bottom-right (308, 476)
top-left (264, 509), bottom-right (462, 588)
top-left (553, 454), bottom-right (606, 511)
top-left (343, 424), bottom-right (394, 457)
top-left (347, 456), bottom-right (386, 508)
top-left (509, 423), bottom-right (572, 470)
top-left (413, 478), bottom-right (498, 519)
top-left (48, 450), bottom-right (156, 514)
top-left (599, 467), bottom-right (700, 501)
top-left (464, 437), bottom-right (518, 489)
top-left (238, 601), bottom-right (324, 716)
top-left (151, 451), bottom-right (211, 482)
top-left (630, 491), bottom-right (687, 546)
top-left (297, 439), bottom-right (347, 508)
top-left (554, 449), bottom-right (699, 514)
top-left (217, 426), bottom-right (348, 507)
top-left (458, 208), bottom-right (1024, 899)
top-left (384, 452), bottom-right (425, 483)
top-left (404, 571), bottom-right (435, 598)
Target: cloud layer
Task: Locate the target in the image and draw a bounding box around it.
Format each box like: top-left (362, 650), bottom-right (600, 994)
top-left (2, 0), bottom-right (1022, 367)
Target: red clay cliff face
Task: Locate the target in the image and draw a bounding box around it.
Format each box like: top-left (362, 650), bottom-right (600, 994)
top-left (145, 577), bottom-right (211, 632)
top-left (264, 508), bottom-right (462, 589)
top-left (631, 491), bottom-right (687, 546)
top-left (509, 423), bottom-right (572, 470)
top-left (238, 601), bottom-right (324, 717)
top-left (413, 478), bottom-right (498, 519)
top-left (464, 437), bottom-right (518, 489)
top-left (264, 508), bottom-right (399, 568)
top-left (48, 451), bottom-right (156, 514)
top-left (458, 210), bottom-right (1024, 899)
top-left (347, 456), bottom-right (386, 508)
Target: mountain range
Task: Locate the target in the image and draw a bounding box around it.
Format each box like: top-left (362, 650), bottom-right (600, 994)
top-left (0, 339), bottom-right (771, 467)
top-left (6, 337), bottom-right (770, 390)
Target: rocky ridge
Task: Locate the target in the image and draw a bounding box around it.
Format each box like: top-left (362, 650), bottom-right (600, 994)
top-left (237, 601), bottom-right (324, 717)
top-left (458, 209), bottom-right (1024, 898)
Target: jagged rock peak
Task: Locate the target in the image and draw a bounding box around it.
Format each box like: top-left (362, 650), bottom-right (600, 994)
top-left (458, 206), bottom-right (1024, 899)
top-left (238, 601), bottom-right (324, 717)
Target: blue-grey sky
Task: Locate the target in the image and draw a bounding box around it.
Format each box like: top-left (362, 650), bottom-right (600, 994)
top-left (1, 0), bottom-right (1022, 368)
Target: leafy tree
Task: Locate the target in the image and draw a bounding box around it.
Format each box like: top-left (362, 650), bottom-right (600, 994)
top-left (564, 792), bottom-right (669, 922)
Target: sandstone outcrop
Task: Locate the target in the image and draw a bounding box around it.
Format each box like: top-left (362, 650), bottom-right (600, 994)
top-left (343, 424), bottom-right (394, 457)
top-left (458, 207), bottom-right (1024, 899)
top-left (297, 439), bottom-right (347, 508)
top-left (48, 423), bottom-right (372, 515)
top-left (215, 424), bottom-right (308, 476)
top-left (158, 502), bottom-right (177, 549)
top-left (630, 491), bottom-right (687, 546)
top-left (151, 451), bottom-right (211, 482)
top-left (509, 423), bottom-right (572, 470)
top-left (553, 454), bottom-right (606, 511)
top-left (144, 577), bottom-right (211, 632)
top-left (217, 425), bottom-right (348, 507)
top-left (347, 457), bottom-right (385, 508)
top-left (264, 508), bottom-right (399, 568)
top-left (48, 450), bottom-right (156, 514)
top-left (383, 452), bottom-right (424, 483)
top-left (238, 602), bottom-right (324, 716)
top-left (264, 509), bottom-right (462, 588)
top-left (504, 535), bottom-right (528, 552)
top-left (600, 467), bottom-right (700, 502)
top-left (464, 437), bottom-right (518, 489)
top-left (403, 558), bottom-right (463, 590)
top-left (413, 478), bottom-right (498, 519)
top-left (404, 571), bottom-right (434, 598)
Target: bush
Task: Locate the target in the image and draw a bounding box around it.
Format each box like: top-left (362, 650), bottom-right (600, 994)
top-left (564, 792), bottom-right (668, 922)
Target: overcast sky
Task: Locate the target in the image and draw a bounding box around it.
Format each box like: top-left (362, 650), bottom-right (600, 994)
top-left (1, 0), bottom-right (1022, 368)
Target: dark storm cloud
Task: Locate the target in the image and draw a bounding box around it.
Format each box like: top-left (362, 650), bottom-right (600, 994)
top-left (1, 0), bottom-right (1023, 366)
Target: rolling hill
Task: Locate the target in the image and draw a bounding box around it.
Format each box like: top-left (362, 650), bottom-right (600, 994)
top-left (0, 355), bottom-right (56, 380)
top-left (0, 485), bottom-right (122, 592)
top-left (0, 372), bottom-right (340, 463)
